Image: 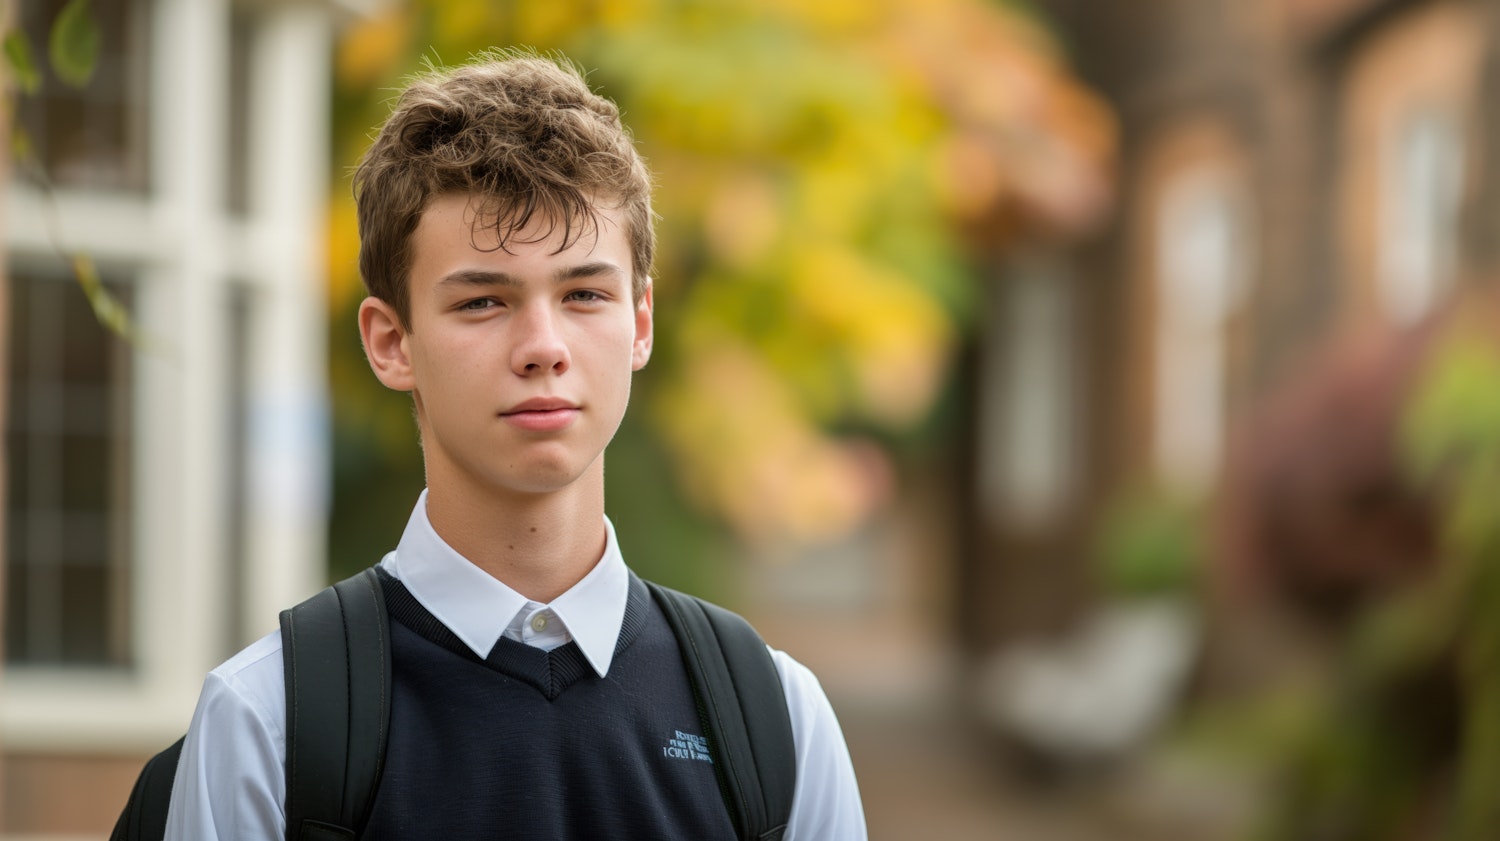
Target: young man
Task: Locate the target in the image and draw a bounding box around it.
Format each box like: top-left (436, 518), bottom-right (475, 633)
top-left (163, 52), bottom-right (866, 839)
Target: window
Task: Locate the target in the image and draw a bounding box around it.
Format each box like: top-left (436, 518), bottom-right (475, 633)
top-left (979, 260), bottom-right (1078, 528)
top-left (5, 272), bottom-right (134, 667)
top-left (227, 7), bottom-right (255, 215)
top-left (15, 0), bottom-right (151, 191)
top-left (1376, 107), bottom-right (1465, 325)
top-left (1153, 168), bottom-right (1252, 494)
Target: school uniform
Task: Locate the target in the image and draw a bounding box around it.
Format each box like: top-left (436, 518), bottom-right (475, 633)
top-left (163, 490), bottom-right (867, 840)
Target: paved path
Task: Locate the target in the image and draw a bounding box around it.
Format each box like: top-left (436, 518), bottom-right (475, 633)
top-left (843, 705), bottom-right (1117, 841)
top-left (753, 609), bottom-right (1249, 840)
top-left (837, 698), bottom-right (1252, 841)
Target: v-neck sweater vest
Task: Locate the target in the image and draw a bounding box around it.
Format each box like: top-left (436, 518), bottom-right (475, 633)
top-left (360, 570), bottom-right (737, 840)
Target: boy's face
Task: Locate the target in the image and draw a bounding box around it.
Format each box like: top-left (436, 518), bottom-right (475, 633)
top-left (360, 192), bottom-right (653, 500)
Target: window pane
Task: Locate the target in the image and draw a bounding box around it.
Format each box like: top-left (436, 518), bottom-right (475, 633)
top-left (1377, 108), bottom-right (1465, 325)
top-left (1153, 168), bottom-right (1252, 494)
top-left (979, 262), bottom-right (1079, 529)
top-left (4, 521), bottom-right (31, 659)
top-left (16, 0), bottom-right (150, 191)
top-left (60, 561), bottom-right (111, 663)
top-left (227, 9), bottom-right (254, 215)
top-left (61, 434), bottom-right (112, 510)
top-left (5, 273), bottom-right (133, 667)
top-left (60, 285), bottom-right (117, 383)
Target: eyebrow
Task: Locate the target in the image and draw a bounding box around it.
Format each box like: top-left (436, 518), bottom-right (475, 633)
top-left (435, 262), bottom-right (627, 289)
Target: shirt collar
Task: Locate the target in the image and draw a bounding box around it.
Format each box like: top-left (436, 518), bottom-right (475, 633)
top-left (380, 489), bottom-right (631, 677)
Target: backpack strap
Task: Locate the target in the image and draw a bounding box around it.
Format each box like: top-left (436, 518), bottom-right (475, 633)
top-left (108, 736), bottom-right (184, 841)
top-left (280, 567), bottom-right (392, 841)
top-left (645, 582), bottom-right (797, 841)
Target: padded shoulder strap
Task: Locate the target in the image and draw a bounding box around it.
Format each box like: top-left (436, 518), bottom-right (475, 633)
top-left (646, 582), bottom-right (797, 841)
top-left (279, 567), bottom-right (392, 841)
top-left (108, 736), bottom-right (184, 841)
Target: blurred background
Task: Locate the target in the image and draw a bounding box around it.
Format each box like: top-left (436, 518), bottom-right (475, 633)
top-left (4, 0), bottom-right (1500, 838)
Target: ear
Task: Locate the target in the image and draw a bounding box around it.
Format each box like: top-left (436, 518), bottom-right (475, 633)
top-left (359, 296), bottom-right (415, 391)
top-left (631, 282), bottom-right (654, 371)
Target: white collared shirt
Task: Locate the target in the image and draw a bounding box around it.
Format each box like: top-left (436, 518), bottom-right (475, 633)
top-left (163, 492), bottom-right (867, 840)
top-left (384, 492), bottom-right (631, 674)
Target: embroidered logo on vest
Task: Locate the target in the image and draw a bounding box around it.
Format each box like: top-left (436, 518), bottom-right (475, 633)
top-left (662, 730), bottom-right (713, 763)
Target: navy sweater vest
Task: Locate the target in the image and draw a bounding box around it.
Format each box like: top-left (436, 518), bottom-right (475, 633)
top-left (362, 570), bottom-right (737, 840)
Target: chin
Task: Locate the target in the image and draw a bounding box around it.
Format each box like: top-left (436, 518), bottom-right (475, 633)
top-left (493, 460), bottom-right (594, 497)
top-left (505, 473), bottom-right (586, 497)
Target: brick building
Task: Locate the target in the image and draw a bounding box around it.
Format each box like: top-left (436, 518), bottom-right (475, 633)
top-left (949, 1), bottom-right (1500, 780)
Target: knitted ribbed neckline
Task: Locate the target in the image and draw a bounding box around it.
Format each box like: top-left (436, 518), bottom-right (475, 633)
top-left (377, 566), bottom-right (649, 701)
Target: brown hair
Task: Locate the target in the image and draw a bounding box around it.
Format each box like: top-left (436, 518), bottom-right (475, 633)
top-left (353, 50), bottom-right (655, 326)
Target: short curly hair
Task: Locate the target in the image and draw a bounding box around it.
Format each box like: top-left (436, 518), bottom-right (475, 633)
top-left (353, 50), bottom-right (655, 327)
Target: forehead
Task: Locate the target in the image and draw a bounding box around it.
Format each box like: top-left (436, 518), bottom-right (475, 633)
top-left (411, 191), bottom-right (627, 269)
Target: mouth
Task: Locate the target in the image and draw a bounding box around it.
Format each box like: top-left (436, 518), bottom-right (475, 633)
top-left (500, 398), bottom-right (580, 432)
top-left (503, 397), bottom-right (579, 414)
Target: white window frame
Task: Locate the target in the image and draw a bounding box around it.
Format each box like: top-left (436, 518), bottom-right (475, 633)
top-left (1, 0), bottom-right (334, 753)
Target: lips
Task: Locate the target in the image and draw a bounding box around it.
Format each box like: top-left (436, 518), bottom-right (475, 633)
top-left (500, 397), bottom-right (580, 432)
top-left (504, 397), bottom-right (578, 414)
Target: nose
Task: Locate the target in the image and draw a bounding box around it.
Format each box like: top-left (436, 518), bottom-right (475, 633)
top-left (510, 305), bottom-right (571, 376)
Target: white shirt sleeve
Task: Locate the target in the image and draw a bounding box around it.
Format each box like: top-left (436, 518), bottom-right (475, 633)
top-left (772, 648), bottom-right (869, 841)
top-left (163, 632), bottom-right (287, 841)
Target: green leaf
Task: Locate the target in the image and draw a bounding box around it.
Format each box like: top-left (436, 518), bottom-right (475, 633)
top-left (3, 29), bottom-right (41, 95)
top-left (71, 253), bottom-right (164, 356)
top-left (72, 254), bottom-right (126, 334)
top-left (49, 0), bottom-right (100, 88)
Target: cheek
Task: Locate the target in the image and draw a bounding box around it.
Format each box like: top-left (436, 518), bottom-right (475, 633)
top-left (408, 339), bottom-right (474, 409)
top-left (416, 332), bottom-right (484, 379)
top-left (574, 320), bottom-right (635, 362)
top-left (583, 334), bottom-right (638, 400)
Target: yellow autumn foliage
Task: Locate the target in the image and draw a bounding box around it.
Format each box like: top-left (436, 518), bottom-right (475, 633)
top-left (656, 339), bottom-right (893, 543)
top-left (784, 245), bottom-right (955, 426)
top-left (336, 9), bottom-right (413, 89)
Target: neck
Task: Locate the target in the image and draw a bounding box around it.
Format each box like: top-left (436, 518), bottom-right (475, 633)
top-left (423, 466), bottom-right (608, 604)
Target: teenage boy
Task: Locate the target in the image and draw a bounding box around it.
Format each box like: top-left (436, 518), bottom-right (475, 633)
top-left (163, 51), bottom-right (867, 840)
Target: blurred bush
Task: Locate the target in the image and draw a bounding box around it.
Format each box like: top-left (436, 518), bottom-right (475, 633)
top-left (1204, 304), bottom-right (1500, 841)
top-left (1094, 488), bottom-right (1202, 599)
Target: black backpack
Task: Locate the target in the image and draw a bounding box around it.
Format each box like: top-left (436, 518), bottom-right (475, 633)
top-left (110, 567), bottom-right (797, 841)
